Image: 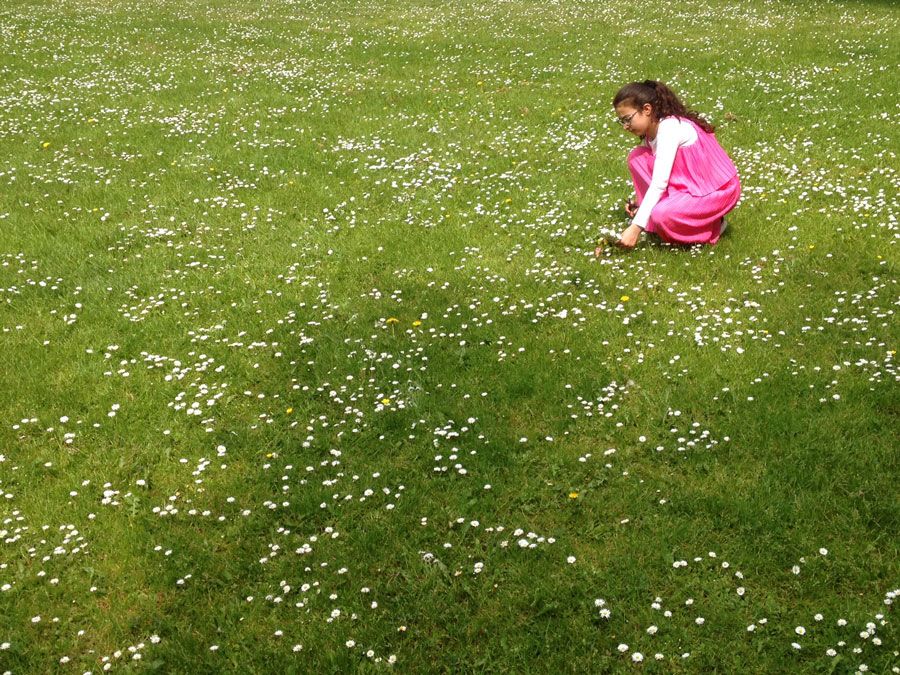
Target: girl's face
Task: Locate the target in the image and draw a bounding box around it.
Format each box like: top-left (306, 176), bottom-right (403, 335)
top-left (614, 102), bottom-right (654, 137)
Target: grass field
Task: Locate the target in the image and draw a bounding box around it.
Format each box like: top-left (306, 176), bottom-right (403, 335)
top-left (0, 0), bottom-right (898, 671)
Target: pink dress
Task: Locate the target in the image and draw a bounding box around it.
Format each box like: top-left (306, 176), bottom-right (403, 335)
top-left (628, 118), bottom-right (740, 245)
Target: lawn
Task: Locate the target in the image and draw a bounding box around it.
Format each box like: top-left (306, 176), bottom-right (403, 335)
top-left (0, 0), bottom-right (897, 672)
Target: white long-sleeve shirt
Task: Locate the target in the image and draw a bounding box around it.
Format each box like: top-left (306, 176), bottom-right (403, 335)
top-left (632, 117), bottom-right (698, 229)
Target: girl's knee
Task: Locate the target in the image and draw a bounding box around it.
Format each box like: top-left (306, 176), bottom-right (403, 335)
top-left (627, 146), bottom-right (652, 165)
top-left (627, 146), bottom-right (654, 180)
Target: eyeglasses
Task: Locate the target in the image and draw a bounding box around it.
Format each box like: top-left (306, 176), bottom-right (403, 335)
top-left (616, 111), bottom-right (639, 127)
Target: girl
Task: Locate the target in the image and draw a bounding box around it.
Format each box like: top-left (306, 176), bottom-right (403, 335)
top-left (602, 80), bottom-right (740, 251)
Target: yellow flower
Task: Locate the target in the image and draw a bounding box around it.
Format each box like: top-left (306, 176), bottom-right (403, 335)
top-left (386, 317), bottom-right (399, 325)
top-left (412, 320), bottom-right (422, 327)
top-left (286, 407), bottom-right (293, 414)
top-left (381, 397), bottom-right (391, 405)
top-left (41, 141), bottom-right (50, 149)
top-left (620, 295), bottom-right (630, 302)
top-left (808, 244), bottom-right (815, 250)
top-left (504, 198), bottom-right (512, 204)
top-left (568, 492), bottom-right (579, 499)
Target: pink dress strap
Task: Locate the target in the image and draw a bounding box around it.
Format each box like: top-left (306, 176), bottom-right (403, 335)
top-left (667, 119), bottom-right (738, 197)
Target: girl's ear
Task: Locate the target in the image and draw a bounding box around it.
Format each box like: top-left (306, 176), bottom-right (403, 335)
top-left (642, 103), bottom-right (653, 115)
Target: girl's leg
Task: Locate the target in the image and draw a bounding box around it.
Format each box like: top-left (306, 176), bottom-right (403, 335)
top-left (649, 178), bottom-right (741, 245)
top-left (627, 146), bottom-right (654, 203)
top-left (626, 146), bottom-right (659, 235)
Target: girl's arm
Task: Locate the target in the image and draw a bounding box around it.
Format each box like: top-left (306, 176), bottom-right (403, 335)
top-left (631, 118), bottom-right (690, 229)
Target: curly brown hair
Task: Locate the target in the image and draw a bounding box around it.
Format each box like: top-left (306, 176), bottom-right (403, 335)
top-left (613, 80), bottom-right (714, 133)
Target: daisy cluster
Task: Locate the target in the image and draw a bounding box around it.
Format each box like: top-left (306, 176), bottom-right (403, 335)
top-left (602, 550), bottom-right (898, 670)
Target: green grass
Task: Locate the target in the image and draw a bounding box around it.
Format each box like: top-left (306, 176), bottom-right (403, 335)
top-left (1, 0), bottom-right (898, 671)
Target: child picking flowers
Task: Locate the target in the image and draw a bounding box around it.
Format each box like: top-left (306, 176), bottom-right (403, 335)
top-left (603, 80), bottom-right (740, 251)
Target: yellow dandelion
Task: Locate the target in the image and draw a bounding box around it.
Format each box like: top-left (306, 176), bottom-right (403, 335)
top-left (620, 295), bottom-right (630, 302)
top-left (286, 407), bottom-right (293, 414)
top-left (41, 141), bottom-right (50, 149)
top-left (381, 398), bottom-right (391, 405)
top-left (412, 320), bottom-right (422, 327)
top-left (568, 492), bottom-right (579, 499)
top-left (386, 317), bottom-right (399, 325)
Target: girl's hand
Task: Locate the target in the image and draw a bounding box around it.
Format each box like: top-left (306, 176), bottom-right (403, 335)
top-left (616, 223), bottom-right (642, 250)
top-left (625, 198), bottom-right (638, 218)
